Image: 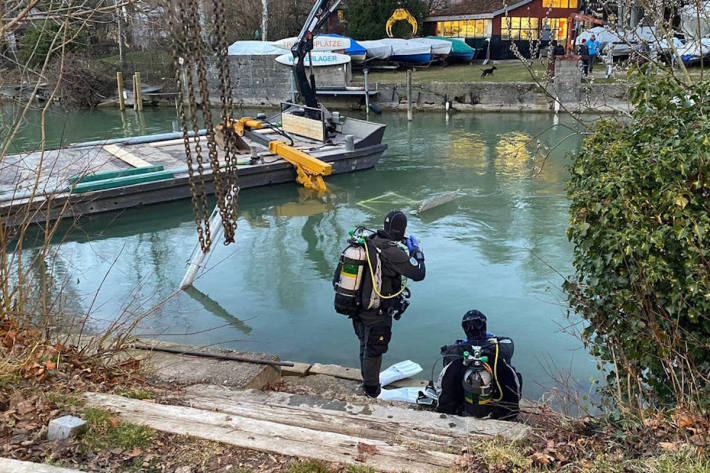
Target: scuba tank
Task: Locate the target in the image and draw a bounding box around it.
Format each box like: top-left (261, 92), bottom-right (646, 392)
top-left (461, 346), bottom-right (500, 416)
top-left (334, 228), bottom-right (381, 316)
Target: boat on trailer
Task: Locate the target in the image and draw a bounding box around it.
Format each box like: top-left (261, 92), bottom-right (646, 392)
top-left (360, 39), bottom-right (432, 65)
top-left (0, 104), bottom-right (387, 227)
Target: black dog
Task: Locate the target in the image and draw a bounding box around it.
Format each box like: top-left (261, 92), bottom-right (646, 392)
top-left (481, 66), bottom-right (497, 77)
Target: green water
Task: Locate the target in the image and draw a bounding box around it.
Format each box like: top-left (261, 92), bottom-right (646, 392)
top-left (5, 106), bottom-right (597, 400)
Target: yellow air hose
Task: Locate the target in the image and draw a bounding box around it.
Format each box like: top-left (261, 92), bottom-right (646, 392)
top-left (480, 341), bottom-right (504, 404)
top-left (363, 238), bottom-right (408, 299)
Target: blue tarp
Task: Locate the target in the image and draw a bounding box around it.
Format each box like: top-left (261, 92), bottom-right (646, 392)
top-left (321, 33), bottom-right (366, 57)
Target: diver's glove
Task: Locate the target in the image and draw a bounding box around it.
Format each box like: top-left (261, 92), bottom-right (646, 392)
top-left (406, 235), bottom-right (420, 252)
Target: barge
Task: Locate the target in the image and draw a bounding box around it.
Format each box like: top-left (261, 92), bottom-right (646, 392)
top-left (0, 110), bottom-right (386, 227)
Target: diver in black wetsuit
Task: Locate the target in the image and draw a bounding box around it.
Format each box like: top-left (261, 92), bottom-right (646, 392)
top-left (333, 210), bottom-right (426, 398)
top-left (436, 310), bottom-right (523, 419)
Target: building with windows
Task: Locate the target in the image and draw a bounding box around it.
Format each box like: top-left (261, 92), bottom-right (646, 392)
top-left (424, 0), bottom-right (581, 59)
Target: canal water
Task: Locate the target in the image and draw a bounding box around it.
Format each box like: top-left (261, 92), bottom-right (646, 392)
top-left (3, 105), bottom-right (597, 401)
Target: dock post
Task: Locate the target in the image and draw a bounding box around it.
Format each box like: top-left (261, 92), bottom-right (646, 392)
top-left (406, 69), bottom-right (413, 121)
top-left (134, 72), bottom-right (143, 112)
top-left (116, 71), bottom-right (125, 111)
top-left (363, 67), bottom-right (370, 117)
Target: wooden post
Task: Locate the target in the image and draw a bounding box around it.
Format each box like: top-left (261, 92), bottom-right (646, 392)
top-left (134, 72), bottom-right (143, 112)
top-left (132, 73), bottom-right (138, 110)
top-left (363, 68), bottom-right (370, 117)
top-left (406, 69), bottom-right (412, 121)
top-left (116, 71), bottom-right (125, 111)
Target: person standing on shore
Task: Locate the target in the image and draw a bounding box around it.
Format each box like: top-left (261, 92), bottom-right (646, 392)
top-left (586, 35), bottom-right (601, 75)
top-left (333, 210), bottom-right (426, 398)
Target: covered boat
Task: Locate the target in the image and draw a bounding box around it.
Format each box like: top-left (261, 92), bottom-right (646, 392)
top-left (321, 33), bottom-right (367, 63)
top-left (228, 40), bottom-right (283, 55)
top-left (678, 38), bottom-right (710, 64)
top-left (411, 37), bottom-right (452, 60)
top-left (360, 38), bottom-right (431, 65)
top-left (359, 40), bottom-right (393, 60)
top-left (426, 36), bottom-right (475, 62)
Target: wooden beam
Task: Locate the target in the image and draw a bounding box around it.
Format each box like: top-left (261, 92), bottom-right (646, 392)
top-left (103, 144), bottom-right (152, 168)
top-left (183, 385), bottom-right (530, 441)
top-left (84, 392), bottom-right (459, 473)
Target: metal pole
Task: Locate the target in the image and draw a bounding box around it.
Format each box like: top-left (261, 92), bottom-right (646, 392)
top-left (131, 344), bottom-right (294, 367)
top-left (406, 69), bottom-right (413, 121)
top-left (116, 71), bottom-right (125, 111)
top-left (363, 67), bottom-right (370, 117)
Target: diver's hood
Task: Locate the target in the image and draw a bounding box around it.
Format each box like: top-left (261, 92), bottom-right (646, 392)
top-left (383, 210), bottom-right (407, 241)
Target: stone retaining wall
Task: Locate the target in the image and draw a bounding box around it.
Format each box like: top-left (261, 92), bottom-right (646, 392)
top-left (207, 55), bottom-right (350, 107)
top-left (372, 81), bottom-right (629, 113)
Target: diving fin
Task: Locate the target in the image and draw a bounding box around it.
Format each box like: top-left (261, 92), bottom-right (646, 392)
top-left (378, 387), bottom-right (422, 403)
top-left (379, 360), bottom-right (423, 387)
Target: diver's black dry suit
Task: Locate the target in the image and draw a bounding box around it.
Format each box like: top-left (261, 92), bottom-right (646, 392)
top-left (437, 337), bottom-right (522, 419)
top-left (333, 229), bottom-right (425, 397)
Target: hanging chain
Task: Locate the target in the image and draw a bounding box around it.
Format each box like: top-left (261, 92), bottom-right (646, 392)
top-left (167, 0), bottom-right (240, 251)
top-left (168, 1), bottom-right (208, 252)
top-left (212, 0), bottom-right (239, 244)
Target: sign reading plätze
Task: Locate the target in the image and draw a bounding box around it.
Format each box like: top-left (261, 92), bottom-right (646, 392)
top-left (272, 36), bottom-right (351, 51)
top-left (275, 52), bottom-right (351, 67)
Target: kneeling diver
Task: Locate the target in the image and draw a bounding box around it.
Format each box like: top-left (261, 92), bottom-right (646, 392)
top-left (436, 310), bottom-right (523, 419)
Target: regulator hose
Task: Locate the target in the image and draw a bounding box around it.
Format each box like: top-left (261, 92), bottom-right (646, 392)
top-left (363, 237), bottom-right (408, 300)
top-left (479, 341), bottom-right (504, 404)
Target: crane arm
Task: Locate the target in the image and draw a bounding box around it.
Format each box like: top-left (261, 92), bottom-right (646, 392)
top-left (290, 0), bottom-right (342, 108)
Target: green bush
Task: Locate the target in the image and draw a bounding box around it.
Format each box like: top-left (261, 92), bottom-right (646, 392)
top-left (17, 21), bottom-right (87, 68)
top-left (565, 71), bottom-right (710, 408)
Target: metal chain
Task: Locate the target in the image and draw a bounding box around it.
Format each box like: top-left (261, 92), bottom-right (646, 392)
top-left (187, 0), bottom-right (232, 250)
top-left (167, 0), bottom-right (208, 252)
top-left (211, 0), bottom-right (239, 244)
top-left (181, 1), bottom-right (212, 252)
top-left (167, 0), bottom-right (240, 251)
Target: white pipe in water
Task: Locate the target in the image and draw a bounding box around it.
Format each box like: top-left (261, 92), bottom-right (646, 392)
top-left (179, 205), bottom-right (224, 290)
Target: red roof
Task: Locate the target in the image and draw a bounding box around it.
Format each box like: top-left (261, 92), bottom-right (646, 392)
top-left (426, 0), bottom-right (533, 20)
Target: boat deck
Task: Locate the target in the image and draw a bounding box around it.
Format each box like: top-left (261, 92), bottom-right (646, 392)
top-left (0, 118), bottom-right (386, 226)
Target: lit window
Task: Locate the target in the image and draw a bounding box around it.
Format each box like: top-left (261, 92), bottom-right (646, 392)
top-left (543, 18), bottom-right (568, 42)
top-left (435, 19), bottom-right (490, 38)
top-left (501, 17), bottom-right (540, 41)
top-left (542, 0), bottom-right (578, 8)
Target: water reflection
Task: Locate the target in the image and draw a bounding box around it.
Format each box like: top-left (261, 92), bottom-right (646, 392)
top-left (183, 286), bottom-right (252, 334)
top-left (10, 108), bottom-right (597, 400)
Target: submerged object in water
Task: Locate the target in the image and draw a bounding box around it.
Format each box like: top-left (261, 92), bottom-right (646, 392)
top-left (380, 360), bottom-right (423, 387)
top-left (416, 190), bottom-right (463, 214)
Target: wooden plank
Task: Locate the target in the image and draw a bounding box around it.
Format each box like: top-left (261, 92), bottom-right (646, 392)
top-left (282, 361), bottom-right (312, 376)
top-left (181, 388), bottom-right (466, 451)
top-left (183, 385), bottom-right (530, 441)
top-left (282, 113), bottom-right (325, 141)
top-left (309, 363), bottom-right (362, 381)
top-left (0, 458), bottom-right (84, 473)
top-left (84, 392), bottom-right (457, 473)
top-left (103, 144), bottom-right (152, 168)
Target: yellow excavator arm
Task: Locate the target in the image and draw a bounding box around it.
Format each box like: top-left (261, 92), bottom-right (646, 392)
top-left (217, 117), bottom-right (332, 193)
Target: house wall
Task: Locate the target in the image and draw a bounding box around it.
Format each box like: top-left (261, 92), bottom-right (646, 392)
top-left (491, 2), bottom-right (579, 35)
